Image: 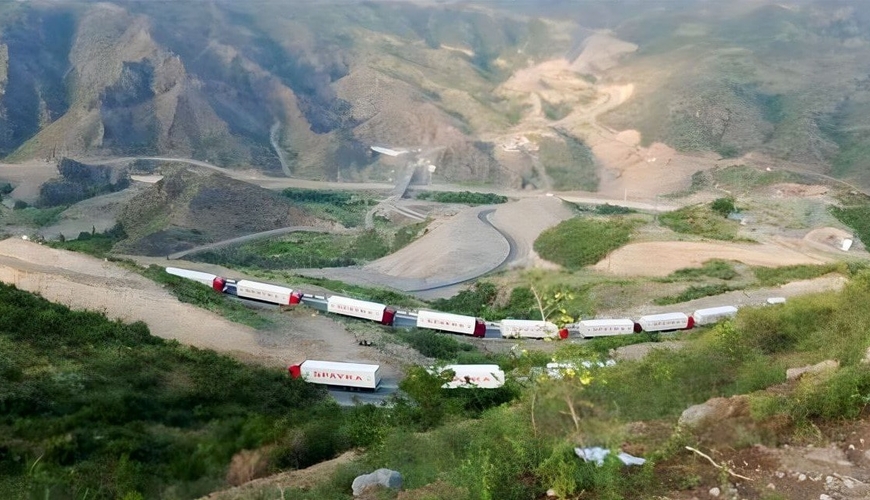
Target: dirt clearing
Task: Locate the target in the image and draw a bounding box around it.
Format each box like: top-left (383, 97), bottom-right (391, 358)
top-left (593, 240), bottom-right (830, 277)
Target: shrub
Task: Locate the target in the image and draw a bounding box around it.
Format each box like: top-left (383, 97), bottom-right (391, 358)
top-left (753, 263), bottom-right (844, 287)
top-left (711, 197), bottom-right (736, 217)
top-left (415, 191), bottom-right (508, 205)
top-left (659, 205), bottom-right (740, 240)
top-left (534, 217), bottom-right (634, 269)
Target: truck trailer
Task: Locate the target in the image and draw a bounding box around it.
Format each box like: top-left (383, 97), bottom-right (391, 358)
top-left (327, 296), bottom-right (396, 325)
top-left (289, 360), bottom-right (381, 390)
top-left (500, 319), bottom-right (567, 339)
top-left (636, 312), bottom-right (693, 332)
top-left (692, 306), bottom-right (738, 326)
top-left (236, 279), bottom-right (301, 306)
top-left (416, 310), bottom-right (486, 337)
top-left (577, 318), bottom-right (636, 338)
top-left (432, 364), bottom-right (505, 389)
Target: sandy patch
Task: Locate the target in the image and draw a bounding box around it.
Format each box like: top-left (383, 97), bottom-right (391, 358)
top-left (489, 195), bottom-right (575, 269)
top-left (593, 241), bottom-right (830, 277)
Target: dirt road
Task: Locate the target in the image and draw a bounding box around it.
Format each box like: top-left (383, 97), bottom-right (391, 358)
top-left (0, 238), bottom-right (406, 380)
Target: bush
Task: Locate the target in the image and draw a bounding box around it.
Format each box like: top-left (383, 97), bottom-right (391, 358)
top-left (415, 190), bottom-right (508, 205)
top-left (13, 200), bottom-right (27, 210)
top-left (666, 260), bottom-right (738, 281)
top-left (654, 284), bottom-right (738, 305)
top-left (534, 217), bottom-right (634, 269)
top-left (711, 197), bottom-right (736, 217)
top-left (753, 263), bottom-right (843, 287)
top-left (659, 204), bottom-right (740, 240)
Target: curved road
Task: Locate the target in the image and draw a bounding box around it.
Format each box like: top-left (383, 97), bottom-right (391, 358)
top-left (167, 226), bottom-right (345, 260)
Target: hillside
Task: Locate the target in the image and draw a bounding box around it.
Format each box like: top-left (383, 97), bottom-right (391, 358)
top-left (115, 167), bottom-right (326, 256)
top-left (1, 1), bottom-right (869, 192)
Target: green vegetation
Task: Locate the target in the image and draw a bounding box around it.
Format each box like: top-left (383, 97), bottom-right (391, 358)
top-left (48, 224), bottom-right (127, 257)
top-left (393, 329), bottom-right (476, 360)
top-left (281, 188), bottom-right (379, 228)
top-left (753, 263), bottom-right (844, 287)
top-left (659, 204), bottom-right (741, 240)
top-left (0, 282), bottom-right (338, 499)
top-left (654, 283), bottom-right (739, 305)
top-left (415, 190), bottom-right (508, 205)
top-left (541, 99), bottom-right (573, 121)
top-left (430, 281), bottom-right (594, 322)
top-left (193, 230), bottom-right (391, 270)
top-left (664, 260), bottom-right (739, 281)
top-left (534, 217), bottom-right (635, 270)
top-left (1, 205), bottom-right (65, 227)
top-left (139, 265), bottom-right (272, 329)
top-left (538, 135), bottom-right (598, 191)
top-left (830, 200), bottom-right (870, 246)
top-left (711, 197), bottom-right (737, 217)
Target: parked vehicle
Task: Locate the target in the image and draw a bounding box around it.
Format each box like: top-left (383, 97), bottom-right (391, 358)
top-left (500, 319), bottom-right (567, 339)
top-left (577, 318), bottom-right (636, 338)
top-left (166, 267), bottom-right (217, 287)
top-left (415, 310), bottom-right (486, 337)
top-left (288, 360), bottom-right (381, 390)
top-left (236, 279), bottom-right (301, 306)
top-left (636, 312), bottom-right (694, 332)
top-left (431, 364), bottom-right (505, 389)
top-left (327, 296), bottom-right (396, 325)
top-left (692, 305), bottom-right (738, 326)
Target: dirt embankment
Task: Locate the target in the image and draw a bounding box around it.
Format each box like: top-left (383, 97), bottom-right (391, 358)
top-left (0, 238), bottom-right (405, 380)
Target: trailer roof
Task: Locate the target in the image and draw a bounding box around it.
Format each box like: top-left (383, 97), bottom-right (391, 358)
top-left (236, 280), bottom-right (293, 294)
top-left (327, 295), bottom-right (385, 308)
top-left (639, 312), bottom-right (688, 321)
top-left (302, 360), bottom-right (380, 373)
top-left (579, 318), bottom-right (635, 326)
top-left (417, 310), bottom-right (477, 322)
top-left (693, 306), bottom-right (738, 315)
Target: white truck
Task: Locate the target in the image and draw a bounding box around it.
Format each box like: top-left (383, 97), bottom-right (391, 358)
top-left (432, 364), bottom-right (505, 389)
top-left (236, 280), bottom-right (301, 306)
top-left (289, 360), bottom-right (381, 390)
top-left (637, 312), bottom-right (693, 332)
top-left (500, 319), bottom-right (565, 339)
top-left (166, 267), bottom-right (217, 287)
top-left (415, 310), bottom-right (486, 337)
top-left (692, 306), bottom-right (738, 326)
top-left (577, 318), bottom-right (636, 338)
top-left (327, 296), bottom-right (395, 325)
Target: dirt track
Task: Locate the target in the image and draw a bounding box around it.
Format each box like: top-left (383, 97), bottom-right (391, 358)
top-left (0, 238), bottom-right (405, 380)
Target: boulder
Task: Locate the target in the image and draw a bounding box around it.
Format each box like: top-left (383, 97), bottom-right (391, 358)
top-left (352, 468), bottom-right (403, 496)
top-left (786, 360), bottom-right (839, 381)
top-left (679, 396), bottom-right (749, 430)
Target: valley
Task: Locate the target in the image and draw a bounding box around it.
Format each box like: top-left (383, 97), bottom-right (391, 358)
top-left (3, 1), bottom-right (870, 499)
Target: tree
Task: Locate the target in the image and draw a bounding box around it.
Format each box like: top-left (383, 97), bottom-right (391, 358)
top-left (530, 287), bottom-right (575, 339)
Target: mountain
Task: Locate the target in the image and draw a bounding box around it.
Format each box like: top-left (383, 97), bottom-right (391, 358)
top-left (1, 1), bottom-right (870, 189)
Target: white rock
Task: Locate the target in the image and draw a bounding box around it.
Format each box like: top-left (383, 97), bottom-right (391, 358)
top-left (820, 495), bottom-right (832, 500)
top-left (351, 469), bottom-right (403, 496)
top-left (844, 478), bottom-right (854, 488)
top-left (775, 471), bottom-right (785, 478)
top-left (799, 473), bottom-right (807, 481)
top-left (826, 476), bottom-right (834, 484)
top-left (709, 487), bottom-right (720, 497)
top-left (849, 444), bottom-right (856, 450)
top-left (546, 489), bottom-right (556, 497)
top-left (766, 483), bottom-right (776, 490)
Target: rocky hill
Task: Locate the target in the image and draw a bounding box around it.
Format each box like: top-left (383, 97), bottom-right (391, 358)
top-left (115, 167), bottom-right (323, 256)
top-left (1, 1), bottom-right (870, 189)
